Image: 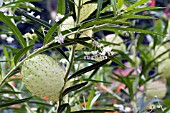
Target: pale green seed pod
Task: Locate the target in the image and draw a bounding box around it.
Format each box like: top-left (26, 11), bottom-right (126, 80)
top-left (145, 79), bottom-right (167, 99)
top-left (158, 59), bottom-right (170, 78)
top-left (21, 54), bottom-right (65, 101)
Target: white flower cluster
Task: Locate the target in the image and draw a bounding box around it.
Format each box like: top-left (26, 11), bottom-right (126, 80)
top-left (0, 34), bottom-right (14, 43)
top-left (84, 41), bottom-right (114, 60)
top-left (114, 104), bottom-right (131, 112)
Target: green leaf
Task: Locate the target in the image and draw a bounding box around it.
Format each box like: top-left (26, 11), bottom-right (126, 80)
top-left (163, 106), bottom-right (170, 113)
top-left (127, 7), bottom-right (164, 14)
top-left (87, 88), bottom-right (95, 109)
top-left (125, 0), bottom-right (148, 12)
top-left (44, 12), bottom-right (72, 44)
top-left (28, 100), bottom-right (53, 106)
top-left (0, 97), bottom-right (32, 108)
top-left (1, 0), bottom-right (39, 8)
top-left (81, 19), bottom-right (130, 29)
top-left (3, 45), bottom-right (19, 53)
top-left (117, 0), bottom-right (124, 9)
top-left (0, 12), bottom-right (26, 47)
top-left (57, 0), bottom-right (66, 15)
top-left (16, 8), bottom-right (51, 29)
top-left (34, 29), bottom-right (44, 40)
top-left (110, 0), bottom-right (117, 16)
top-left (58, 103), bottom-right (70, 113)
top-left (71, 110), bottom-right (116, 113)
top-left (0, 90), bottom-right (21, 94)
top-left (109, 56), bottom-right (126, 68)
top-left (94, 26), bottom-right (163, 36)
top-left (68, 59), bottom-right (110, 80)
top-left (14, 45), bottom-right (34, 65)
top-left (96, 0), bottom-right (103, 19)
top-left (62, 82), bottom-right (88, 96)
top-left (120, 14), bottom-right (156, 20)
top-left (56, 48), bottom-right (69, 61)
top-left (2, 45), bottom-right (9, 62)
top-left (132, 75), bottom-right (140, 94)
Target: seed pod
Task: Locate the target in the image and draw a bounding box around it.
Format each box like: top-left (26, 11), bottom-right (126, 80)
top-left (145, 78), bottom-right (167, 99)
top-left (158, 59), bottom-right (170, 78)
top-left (21, 54), bottom-right (65, 101)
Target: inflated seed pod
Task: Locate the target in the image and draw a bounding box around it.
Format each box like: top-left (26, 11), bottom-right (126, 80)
top-left (158, 59), bottom-right (170, 78)
top-left (21, 54), bottom-right (65, 102)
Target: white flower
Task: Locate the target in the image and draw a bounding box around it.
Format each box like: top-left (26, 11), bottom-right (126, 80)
top-left (0, 34), bottom-right (7, 40)
top-left (36, 15), bottom-right (40, 19)
top-left (55, 14), bottom-right (64, 22)
top-left (91, 50), bottom-right (98, 55)
top-left (124, 107), bottom-right (131, 112)
top-left (28, 11), bottom-right (35, 17)
top-left (6, 37), bottom-right (14, 43)
top-left (103, 46), bottom-right (113, 53)
top-left (55, 33), bottom-right (65, 44)
top-left (84, 52), bottom-right (91, 56)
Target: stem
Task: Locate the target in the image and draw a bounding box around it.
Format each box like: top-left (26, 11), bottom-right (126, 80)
top-left (64, 45), bottom-right (76, 81)
top-left (58, 0), bottom-right (82, 109)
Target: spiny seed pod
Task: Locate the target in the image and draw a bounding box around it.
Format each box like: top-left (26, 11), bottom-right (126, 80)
top-left (21, 54), bottom-right (65, 102)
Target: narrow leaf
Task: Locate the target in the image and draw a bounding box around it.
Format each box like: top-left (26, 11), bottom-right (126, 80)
top-left (125, 0), bottom-right (148, 12)
top-left (87, 88), bottom-right (95, 109)
top-left (0, 12), bottom-right (26, 47)
top-left (68, 59), bottom-right (110, 80)
top-left (57, 0), bottom-right (66, 15)
top-left (14, 45), bottom-right (33, 65)
top-left (110, 0), bottom-right (117, 16)
top-left (96, 0), bottom-right (103, 19)
top-left (117, 0), bottom-right (124, 9)
top-left (62, 82), bottom-right (88, 96)
top-left (58, 103), bottom-right (69, 113)
top-left (0, 97), bottom-right (32, 108)
top-left (16, 8), bottom-right (51, 28)
top-left (56, 48), bottom-right (69, 61)
top-left (94, 26), bottom-right (163, 36)
top-left (127, 7), bottom-right (163, 14)
top-left (71, 110), bottom-right (116, 113)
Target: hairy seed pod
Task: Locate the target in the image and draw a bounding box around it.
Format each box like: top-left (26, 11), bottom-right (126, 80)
top-left (21, 54), bottom-right (65, 101)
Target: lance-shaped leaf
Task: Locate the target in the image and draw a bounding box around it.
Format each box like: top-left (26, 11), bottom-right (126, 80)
top-left (16, 8), bottom-right (51, 28)
top-left (110, 0), bottom-right (117, 16)
top-left (71, 110), bottom-right (116, 113)
top-left (62, 82), bottom-right (88, 96)
top-left (0, 12), bottom-right (26, 47)
top-left (96, 0), bottom-right (103, 19)
top-left (0, 97), bottom-right (32, 108)
top-left (14, 45), bottom-right (34, 65)
top-left (58, 0), bottom-right (66, 15)
top-left (125, 0), bottom-right (148, 12)
top-left (127, 7), bottom-right (163, 14)
top-left (58, 103), bottom-right (70, 113)
top-left (68, 59), bottom-right (110, 80)
top-left (117, 0), bottom-right (124, 9)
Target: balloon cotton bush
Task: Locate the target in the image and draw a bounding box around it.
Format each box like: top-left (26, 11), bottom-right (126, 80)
top-left (0, 0), bottom-right (169, 113)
